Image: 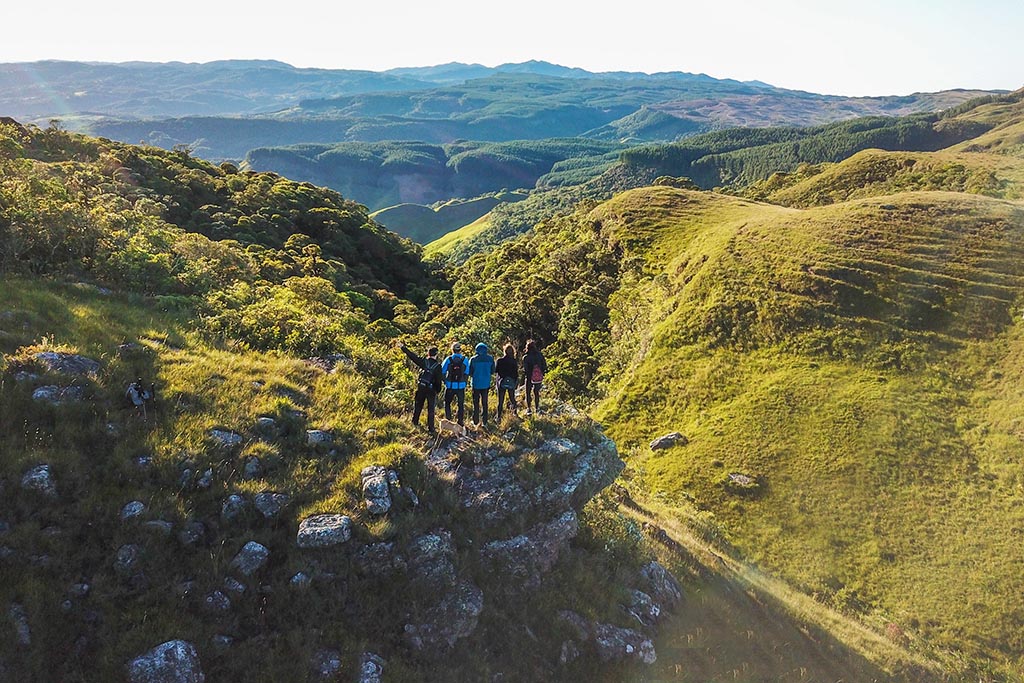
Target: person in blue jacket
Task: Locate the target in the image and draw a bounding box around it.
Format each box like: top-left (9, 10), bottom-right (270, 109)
top-left (440, 342), bottom-right (468, 426)
top-left (467, 342), bottom-right (496, 427)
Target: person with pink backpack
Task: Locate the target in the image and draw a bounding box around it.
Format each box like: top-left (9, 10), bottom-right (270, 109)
top-left (521, 339), bottom-right (547, 415)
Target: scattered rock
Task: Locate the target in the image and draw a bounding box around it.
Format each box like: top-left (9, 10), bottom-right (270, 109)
top-left (624, 589), bottom-right (661, 627)
top-left (196, 469), bottom-right (213, 489)
top-left (121, 501), bottom-right (146, 520)
top-left (203, 591), bottom-right (231, 614)
top-left (134, 455), bottom-right (154, 470)
top-left (21, 464), bottom-right (57, 498)
top-left (401, 486), bottom-right (420, 507)
top-left (178, 468), bottom-right (194, 489)
top-left (255, 417), bottom-right (276, 434)
top-left (650, 432), bottom-right (687, 451)
top-left (559, 640), bottom-right (580, 665)
top-left (13, 370), bottom-right (40, 382)
top-left (354, 542), bottom-right (406, 578)
top-left (211, 634), bottom-right (234, 653)
top-left (358, 652), bottom-right (386, 683)
top-left (254, 491), bottom-right (290, 519)
top-left (223, 578), bottom-right (246, 596)
top-left (297, 514), bottom-right (352, 548)
top-left (32, 384), bottom-right (86, 404)
top-left (242, 456), bottom-right (262, 480)
top-left (114, 544), bottom-right (143, 576)
top-left (480, 511), bottom-right (578, 590)
top-left (639, 561), bottom-right (682, 608)
top-left (290, 572), bottom-right (311, 589)
top-left (177, 522), bottom-right (206, 547)
top-left (70, 583), bottom-right (91, 598)
top-left (557, 610), bottom-right (592, 641)
top-left (592, 623), bottom-right (656, 664)
top-left (33, 351), bottom-right (100, 377)
top-left (361, 466), bottom-right (392, 515)
top-left (404, 580), bottom-right (484, 654)
top-left (310, 649), bottom-right (342, 679)
top-left (221, 494), bottom-right (248, 522)
top-left (9, 603), bottom-right (30, 647)
top-left (230, 541), bottom-right (269, 577)
top-left (723, 472), bottom-right (763, 496)
top-left (208, 429), bottom-right (243, 448)
top-left (306, 429), bottom-right (334, 447)
top-left (143, 520), bottom-right (174, 537)
top-left (127, 640), bottom-right (205, 683)
top-left (117, 343), bottom-right (142, 356)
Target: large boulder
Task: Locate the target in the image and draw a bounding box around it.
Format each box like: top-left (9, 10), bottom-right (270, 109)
top-left (297, 514), bottom-right (352, 548)
top-left (34, 351), bottom-right (100, 377)
top-left (404, 580), bottom-right (484, 655)
top-left (127, 640), bottom-right (205, 683)
top-left (229, 541), bottom-right (269, 577)
top-left (480, 511), bottom-right (578, 590)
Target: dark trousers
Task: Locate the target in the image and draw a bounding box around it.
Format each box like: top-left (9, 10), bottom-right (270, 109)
top-left (526, 382), bottom-right (542, 413)
top-left (413, 385), bottom-right (437, 432)
top-left (497, 386), bottom-right (516, 419)
top-left (472, 388), bottom-right (490, 426)
top-left (444, 387), bottom-right (466, 426)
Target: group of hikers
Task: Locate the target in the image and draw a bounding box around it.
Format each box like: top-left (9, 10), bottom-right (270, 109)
top-left (398, 339), bottom-right (548, 434)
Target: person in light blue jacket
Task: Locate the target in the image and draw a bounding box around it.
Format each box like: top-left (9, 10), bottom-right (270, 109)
top-left (440, 342), bottom-right (468, 426)
top-left (467, 342), bottom-right (496, 427)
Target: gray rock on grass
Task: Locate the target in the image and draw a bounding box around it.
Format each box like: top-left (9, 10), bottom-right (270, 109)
top-left (32, 385), bottom-right (86, 404)
top-left (297, 514), bottom-right (352, 548)
top-left (230, 541), bottom-right (269, 577)
top-left (34, 351), bottom-right (100, 377)
top-left (127, 640), bottom-right (205, 683)
top-left (361, 465), bottom-right (391, 515)
top-left (650, 432), bottom-right (687, 450)
top-left (310, 649), bottom-right (342, 679)
top-left (254, 492), bottom-right (290, 519)
top-left (21, 464), bottom-right (57, 498)
top-left (358, 652), bottom-right (386, 683)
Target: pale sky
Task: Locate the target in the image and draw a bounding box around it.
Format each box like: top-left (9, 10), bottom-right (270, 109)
top-left (3, 0), bottom-right (1021, 96)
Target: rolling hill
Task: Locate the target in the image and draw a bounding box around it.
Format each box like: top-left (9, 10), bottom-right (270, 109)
top-left (428, 90), bottom-right (1024, 679)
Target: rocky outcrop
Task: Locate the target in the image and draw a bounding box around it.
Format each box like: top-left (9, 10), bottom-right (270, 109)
top-left (127, 640), bottom-right (204, 683)
top-left (480, 511), bottom-right (578, 590)
top-left (558, 610), bottom-right (657, 665)
top-left (639, 561), bottom-right (682, 608)
top-left (404, 580), bottom-right (484, 654)
top-left (428, 434), bottom-right (624, 526)
top-left (297, 514), bottom-right (352, 548)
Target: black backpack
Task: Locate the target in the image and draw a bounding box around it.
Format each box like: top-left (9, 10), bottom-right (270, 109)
top-left (446, 355), bottom-right (465, 384)
top-left (418, 359), bottom-right (440, 390)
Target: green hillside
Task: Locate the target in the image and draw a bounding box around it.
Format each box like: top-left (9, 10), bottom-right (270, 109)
top-left (245, 139), bottom-right (621, 213)
top-left (430, 97), bottom-right (1024, 678)
top-left (372, 191), bottom-right (527, 245)
top-left (0, 120), bottom-right (947, 682)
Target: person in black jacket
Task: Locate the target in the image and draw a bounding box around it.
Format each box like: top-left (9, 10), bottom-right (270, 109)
top-left (522, 339), bottom-right (548, 415)
top-left (495, 343), bottom-right (519, 420)
top-left (398, 341), bottom-right (443, 434)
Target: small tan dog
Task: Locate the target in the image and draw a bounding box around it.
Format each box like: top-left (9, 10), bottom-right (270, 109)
top-left (439, 418), bottom-right (465, 438)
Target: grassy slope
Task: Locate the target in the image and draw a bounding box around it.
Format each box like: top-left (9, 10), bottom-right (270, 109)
top-left (371, 192), bottom-right (526, 244)
top-left (586, 185), bottom-right (1024, 675)
top-left (424, 213), bottom-right (493, 258)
